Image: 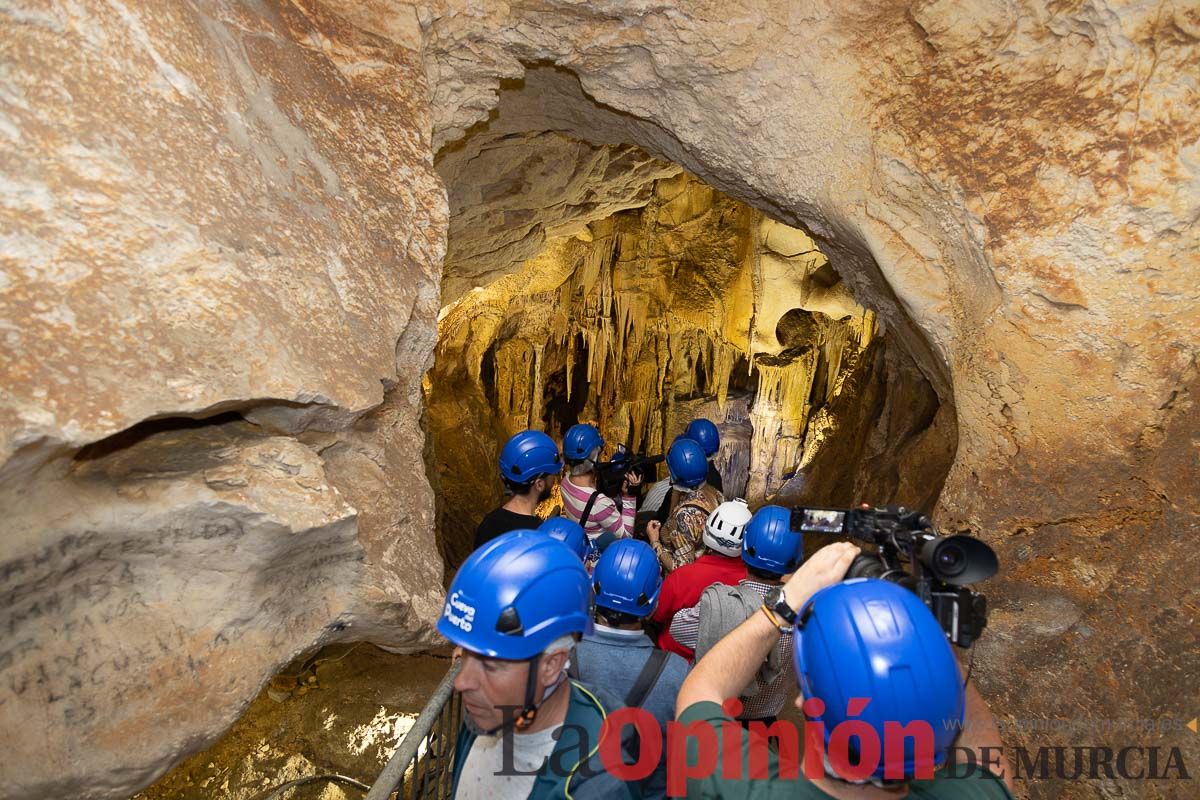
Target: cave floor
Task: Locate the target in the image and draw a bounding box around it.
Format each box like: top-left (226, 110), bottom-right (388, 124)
top-left (132, 645), bottom-right (452, 800)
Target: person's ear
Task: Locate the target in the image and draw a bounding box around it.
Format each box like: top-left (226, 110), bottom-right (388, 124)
top-left (539, 649), bottom-right (570, 686)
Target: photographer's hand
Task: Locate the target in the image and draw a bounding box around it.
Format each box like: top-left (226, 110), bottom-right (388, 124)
top-left (621, 471), bottom-right (642, 495)
top-left (780, 541), bottom-right (861, 613)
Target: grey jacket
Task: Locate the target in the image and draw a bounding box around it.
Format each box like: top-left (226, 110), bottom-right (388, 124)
top-left (692, 583), bottom-right (785, 699)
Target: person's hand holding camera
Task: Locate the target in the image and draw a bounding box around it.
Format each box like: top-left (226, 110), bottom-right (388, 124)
top-left (779, 542), bottom-right (860, 614)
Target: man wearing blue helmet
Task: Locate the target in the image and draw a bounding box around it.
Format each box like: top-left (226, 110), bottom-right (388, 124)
top-left (440, 531), bottom-right (641, 799)
top-left (642, 419), bottom-right (724, 520)
top-left (538, 516), bottom-right (595, 564)
top-left (574, 539), bottom-right (689, 799)
top-left (475, 430), bottom-right (562, 550)
top-left (645, 437), bottom-right (724, 572)
top-left (669, 504), bottom-right (801, 725)
top-left (684, 418), bottom-right (724, 492)
top-left (675, 542), bottom-right (1013, 799)
top-left (560, 423), bottom-right (641, 546)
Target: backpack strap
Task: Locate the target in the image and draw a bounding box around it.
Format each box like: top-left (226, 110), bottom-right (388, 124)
top-left (578, 490), bottom-right (602, 529)
top-left (624, 648), bottom-right (671, 708)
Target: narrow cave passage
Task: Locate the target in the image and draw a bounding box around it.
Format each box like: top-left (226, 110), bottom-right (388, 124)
top-left (425, 70), bottom-right (959, 569)
top-left (130, 66), bottom-right (960, 800)
top-left (5, 2), bottom-right (1193, 798)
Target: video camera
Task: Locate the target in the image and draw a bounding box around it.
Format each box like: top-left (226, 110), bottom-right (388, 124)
top-left (596, 444), bottom-right (664, 499)
top-left (790, 505), bottom-right (998, 648)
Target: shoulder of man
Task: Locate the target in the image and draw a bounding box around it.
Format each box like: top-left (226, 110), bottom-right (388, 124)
top-left (908, 767), bottom-right (1015, 799)
top-left (449, 721), bottom-right (477, 796)
top-left (698, 581), bottom-right (744, 613)
top-left (661, 650), bottom-right (690, 684)
top-left (694, 485), bottom-right (723, 509)
top-left (673, 501), bottom-right (710, 529)
top-left (556, 683), bottom-right (644, 799)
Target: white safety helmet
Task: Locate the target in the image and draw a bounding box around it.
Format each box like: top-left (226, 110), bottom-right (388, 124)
top-left (703, 499), bottom-right (753, 557)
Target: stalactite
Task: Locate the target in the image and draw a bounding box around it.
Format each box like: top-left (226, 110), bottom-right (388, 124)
top-left (429, 172), bottom-right (879, 515)
top-left (565, 329), bottom-right (577, 403)
top-left (711, 341), bottom-right (739, 410)
top-left (530, 343), bottom-right (545, 428)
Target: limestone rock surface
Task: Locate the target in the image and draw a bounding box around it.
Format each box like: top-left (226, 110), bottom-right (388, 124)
top-left (2, 1), bottom-right (1198, 799)
top-left (1, 3), bottom-right (446, 798)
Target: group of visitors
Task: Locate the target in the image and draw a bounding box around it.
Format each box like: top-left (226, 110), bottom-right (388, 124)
top-left (441, 421), bottom-right (1014, 799)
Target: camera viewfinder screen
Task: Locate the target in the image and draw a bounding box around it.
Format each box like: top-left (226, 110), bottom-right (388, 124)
top-left (799, 509), bottom-right (846, 534)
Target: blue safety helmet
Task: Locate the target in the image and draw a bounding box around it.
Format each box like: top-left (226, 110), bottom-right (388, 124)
top-left (666, 437), bottom-right (708, 489)
top-left (742, 505), bottom-right (802, 574)
top-left (684, 418), bottom-right (720, 457)
top-left (437, 530), bottom-right (593, 660)
top-left (539, 517), bottom-right (593, 561)
top-left (562, 423), bottom-right (604, 463)
top-left (794, 579), bottom-right (965, 780)
top-left (498, 430), bottom-right (562, 483)
top-left (592, 539), bottom-right (662, 618)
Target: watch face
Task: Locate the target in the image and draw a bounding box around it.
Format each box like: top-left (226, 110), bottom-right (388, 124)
top-left (770, 588), bottom-right (796, 622)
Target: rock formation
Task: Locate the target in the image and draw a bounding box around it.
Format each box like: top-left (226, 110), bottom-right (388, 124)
top-left (2, 1), bottom-right (1196, 799)
top-left (427, 171), bottom-right (951, 567)
top-left (1, 3), bottom-right (446, 798)
top-left (416, 8), bottom-right (1198, 798)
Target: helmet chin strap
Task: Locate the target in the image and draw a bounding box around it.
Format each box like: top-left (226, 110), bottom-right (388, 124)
top-left (512, 653), bottom-right (544, 731)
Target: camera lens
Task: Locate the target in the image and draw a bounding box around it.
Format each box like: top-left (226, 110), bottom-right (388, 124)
top-left (917, 534), bottom-right (999, 585)
top-left (845, 553), bottom-right (886, 580)
top-left (936, 544), bottom-right (966, 576)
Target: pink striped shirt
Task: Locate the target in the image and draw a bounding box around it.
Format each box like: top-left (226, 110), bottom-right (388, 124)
top-left (560, 476), bottom-right (636, 539)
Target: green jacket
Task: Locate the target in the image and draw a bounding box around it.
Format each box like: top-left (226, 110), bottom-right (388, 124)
top-left (450, 681), bottom-right (642, 800)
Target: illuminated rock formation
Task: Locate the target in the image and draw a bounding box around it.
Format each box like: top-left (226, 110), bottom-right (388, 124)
top-left (427, 173), bottom-right (934, 567)
top-left (1, 1), bottom-right (1196, 798)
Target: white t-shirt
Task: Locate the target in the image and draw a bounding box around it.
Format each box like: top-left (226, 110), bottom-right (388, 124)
top-left (454, 724), bottom-right (560, 800)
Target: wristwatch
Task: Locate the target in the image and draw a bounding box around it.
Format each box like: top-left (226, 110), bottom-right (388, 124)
top-left (763, 586), bottom-right (797, 628)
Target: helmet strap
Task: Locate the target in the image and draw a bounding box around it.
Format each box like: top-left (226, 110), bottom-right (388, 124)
top-left (512, 653), bottom-right (542, 731)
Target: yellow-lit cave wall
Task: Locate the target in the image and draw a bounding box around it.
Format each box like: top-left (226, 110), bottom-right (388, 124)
top-left (427, 172), bottom-right (954, 566)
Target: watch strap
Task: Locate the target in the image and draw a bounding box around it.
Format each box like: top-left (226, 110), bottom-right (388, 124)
top-left (760, 603), bottom-right (789, 632)
top-left (770, 587), bottom-right (798, 625)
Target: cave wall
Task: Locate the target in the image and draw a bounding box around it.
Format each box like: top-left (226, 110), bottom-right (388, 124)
top-left (1, 1), bottom-right (1196, 798)
top-left (427, 172), bottom-right (929, 565)
top-left (0, 3), bottom-right (446, 798)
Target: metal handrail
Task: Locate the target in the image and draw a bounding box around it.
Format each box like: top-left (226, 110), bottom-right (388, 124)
top-left (365, 658), bottom-right (462, 800)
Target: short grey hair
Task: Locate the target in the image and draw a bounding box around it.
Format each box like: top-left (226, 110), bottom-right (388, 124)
top-left (544, 634), bottom-right (577, 657)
